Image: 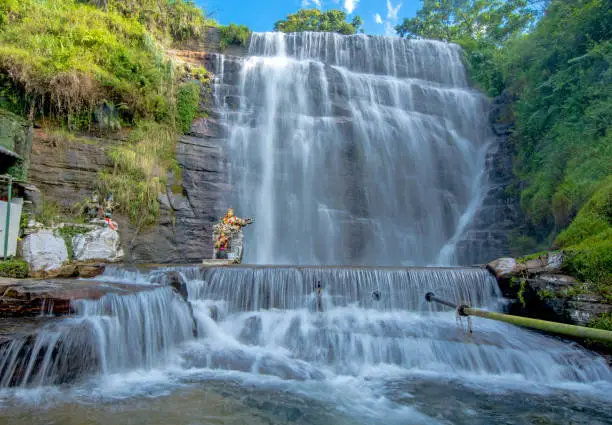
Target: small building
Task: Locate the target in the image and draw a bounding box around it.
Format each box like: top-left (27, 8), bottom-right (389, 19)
top-left (1, 154), bottom-right (25, 258)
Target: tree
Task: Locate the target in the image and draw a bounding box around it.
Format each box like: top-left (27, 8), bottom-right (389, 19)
top-left (274, 9), bottom-right (363, 35)
top-left (395, 0), bottom-right (539, 44)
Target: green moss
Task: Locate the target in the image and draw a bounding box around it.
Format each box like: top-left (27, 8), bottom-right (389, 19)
top-left (517, 251), bottom-right (549, 263)
top-left (219, 24), bottom-right (251, 50)
top-left (0, 259), bottom-right (29, 278)
top-left (177, 81), bottom-right (201, 134)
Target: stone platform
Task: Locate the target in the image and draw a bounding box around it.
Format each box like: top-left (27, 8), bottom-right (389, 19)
top-left (0, 277), bottom-right (155, 317)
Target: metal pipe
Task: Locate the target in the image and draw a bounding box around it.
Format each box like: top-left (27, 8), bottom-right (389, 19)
top-left (3, 175), bottom-right (12, 259)
top-left (425, 292), bottom-right (458, 309)
top-left (425, 292), bottom-right (612, 344)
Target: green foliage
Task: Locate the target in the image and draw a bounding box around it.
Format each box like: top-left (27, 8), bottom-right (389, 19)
top-left (537, 288), bottom-right (556, 299)
top-left (0, 259), bottom-right (29, 278)
top-left (56, 226), bottom-right (90, 259)
top-left (36, 199), bottom-right (61, 227)
top-left (0, 0), bottom-right (171, 125)
top-left (88, 0), bottom-right (209, 43)
top-left (555, 176), bottom-right (611, 298)
top-left (517, 251), bottom-right (548, 263)
top-left (19, 212), bottom-right (30, 230)
top-left (517, 278), bottom-right (528, 307)
top-left (395, 0), bottom-right (538, 43)
top-left (504, 0), bottom-right (612, 232)
top-left (395, 0), bottom-right (542, 96)
top-left (509, 233), bottom-right (539, 257)
top-left (589, 313), bottom-right (612, 331)
top-left (98, 121), bottom-right (176, 227)
top-left (274, 9), bottom-right (363, 35)
top-left (177, 81), bottom-right (201, 133)
top-left (219, 24), bottom-right (252, 49)
top-left (6, 159), bottom-right (25, 180)
top-left (0, 0), bottom-right (212, 126)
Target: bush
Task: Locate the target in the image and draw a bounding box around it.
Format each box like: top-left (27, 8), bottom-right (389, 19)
top-left (590, 313), bottom-right (612, 331)
top-left (219, 24), bottom-right (251, 50)
top-left (0, 259), bottom-right (29, 278)
top-left (177, 81), bottom-right (201, 133)
top-left (556, 177), bottom-right (612, 299)
top-left (98, 121), bottom-right (177, 228)
top-left (0, 0), bottom-right (175, 126)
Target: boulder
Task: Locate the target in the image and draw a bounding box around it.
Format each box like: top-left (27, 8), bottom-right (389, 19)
top-left (486, 257), bottom-right (526, 279)
top-left (73, 227), bottom-right (124, 262)
top-left (545, 251), bottom-right (564, 272)
top-left (22, 231), bottom-right (68, 277)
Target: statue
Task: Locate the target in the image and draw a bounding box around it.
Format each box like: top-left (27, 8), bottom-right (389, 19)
top-left (84, 192), bottom-right (118, 230)
top-left (213, 208), bottom-right (253, 262)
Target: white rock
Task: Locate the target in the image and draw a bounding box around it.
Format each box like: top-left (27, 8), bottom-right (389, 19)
top-left (22, 230), bottom-right (68, 273)
top-left (73, 227), bottom-right (124, 262)
top-left (487, 257), bottom-right (525, 278)
top-left (545, 251), bottom-right (564, 272)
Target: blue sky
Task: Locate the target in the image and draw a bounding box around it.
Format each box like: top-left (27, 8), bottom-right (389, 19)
top-left (197, 0), bottom-right (421, 36)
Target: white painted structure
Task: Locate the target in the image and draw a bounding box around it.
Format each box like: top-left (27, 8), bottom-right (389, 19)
top-left (0, 197), bottom-right (23, 257)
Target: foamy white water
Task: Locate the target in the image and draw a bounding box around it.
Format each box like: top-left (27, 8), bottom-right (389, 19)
top-left (1, 266), bottom-right (611, 424)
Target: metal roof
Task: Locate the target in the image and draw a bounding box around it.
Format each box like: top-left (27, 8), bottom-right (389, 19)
top-left (0, 145), bottom-right (22, 160)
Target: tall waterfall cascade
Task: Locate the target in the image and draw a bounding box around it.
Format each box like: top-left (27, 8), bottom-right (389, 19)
top-left (213, 32), bottom-right (492, 265)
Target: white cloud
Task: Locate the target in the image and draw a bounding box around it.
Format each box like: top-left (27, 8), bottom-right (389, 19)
top-left (344, 0), bottom-right (359, 14)
top-left (386, 0), bottom-right (402, 20)
top-left (302, 0), bottom-right (322, 8)
top-left (375, 13), bottom-right (383, 24)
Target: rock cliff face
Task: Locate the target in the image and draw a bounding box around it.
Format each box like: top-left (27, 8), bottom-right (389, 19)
top-left (487, 254), bottom-right (612, 327)
top-left (455, 90), bottom-right (525, 265)
top-left (28, 97), bottom-right (227, 264)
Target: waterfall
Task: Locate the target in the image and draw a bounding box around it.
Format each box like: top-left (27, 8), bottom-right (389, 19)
top-left (181, 266), bottom-right (611, 385)
top-left (213, 32), bottom-right (492, 265)
top-left (1, 265), bottom-right (610, 418)
top-left (0, 288), bottom-right (194, 388)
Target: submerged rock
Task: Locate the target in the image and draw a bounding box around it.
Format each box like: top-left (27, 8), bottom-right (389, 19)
top-left (22, 230), bottom-right (68, 277)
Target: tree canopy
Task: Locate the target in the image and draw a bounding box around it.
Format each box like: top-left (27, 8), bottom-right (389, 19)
top-left (394, 0), bottom-right (540, 44)
top-left (274, 9), bottom-right (363, 35)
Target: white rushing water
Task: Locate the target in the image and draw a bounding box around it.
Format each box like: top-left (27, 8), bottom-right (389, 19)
top-left (214, 32), bottom-right (492, 265)
top-left (1, 267), bottom-right (611, 424)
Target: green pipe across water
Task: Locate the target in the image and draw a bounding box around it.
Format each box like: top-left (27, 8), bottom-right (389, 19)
top-left (425, 292), bottom-right (612, 344)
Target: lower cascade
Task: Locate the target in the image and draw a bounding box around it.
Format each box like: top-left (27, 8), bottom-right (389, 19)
top-left (2, 267), bottom-right (611, 424)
